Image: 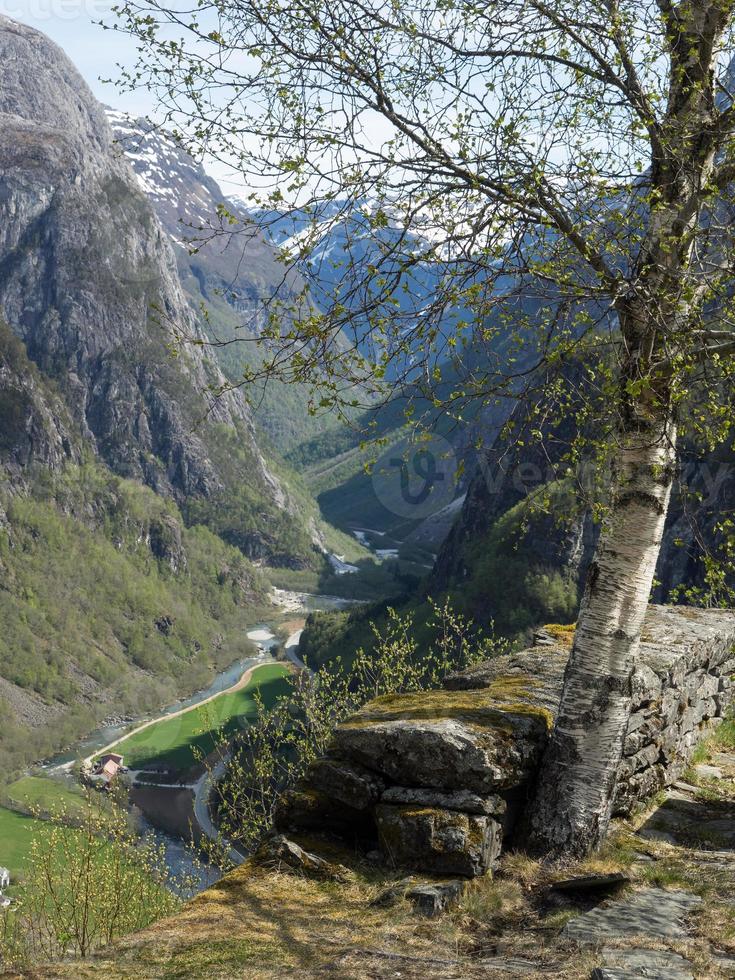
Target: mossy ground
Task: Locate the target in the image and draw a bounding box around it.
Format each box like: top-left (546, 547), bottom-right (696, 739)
top-left (541, 622), bottom-right (577, 647)
top-left (344, 683), bottom-right (554, 731)
top-left (8, 730), bottom-right (735, 979)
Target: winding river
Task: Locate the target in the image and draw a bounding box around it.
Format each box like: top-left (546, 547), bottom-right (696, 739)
top-left (40, 589), bottom-right (357, 891)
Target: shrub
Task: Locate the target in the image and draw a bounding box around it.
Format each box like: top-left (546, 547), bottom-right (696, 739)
top-left (204, 600), bottom-right (506, 857)
top-left (0, 792), bottom-right (197, 967)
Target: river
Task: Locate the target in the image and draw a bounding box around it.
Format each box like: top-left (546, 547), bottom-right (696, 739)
top-left (39, 589), bottom-right (355, 891)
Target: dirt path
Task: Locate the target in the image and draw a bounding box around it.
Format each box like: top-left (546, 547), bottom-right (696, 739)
top-left (81, 660), bottom-right (272, 769)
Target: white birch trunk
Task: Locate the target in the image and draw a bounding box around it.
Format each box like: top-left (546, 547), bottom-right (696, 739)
top-left (524, 415), bottom-right (676, 857)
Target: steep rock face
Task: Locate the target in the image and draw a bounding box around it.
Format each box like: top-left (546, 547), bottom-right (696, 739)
top-left (0, 321), bottom-right (80, 480)
top-left (0, 16), bottom-right (287, 524)
top-left (106, 110), bottom-right (293, 325)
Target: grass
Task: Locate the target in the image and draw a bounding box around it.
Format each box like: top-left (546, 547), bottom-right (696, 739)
top-left (3, 776), bottom-right (87, 819)
top-left (0, 806), bottom-right (48, 877)
top-left (104, 663), bottom-right (292, 772)
top-left (712, 716), bottom-right (735, 751)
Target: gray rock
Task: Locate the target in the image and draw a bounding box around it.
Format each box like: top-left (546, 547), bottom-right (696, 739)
top-left (406, 880), bottom-right (466, 916)
top-left (638, 792), bottom-right (735, 847)
top-left (256, 834), bottom-right (349, 882)
top-left (531, 628), bottom-right (560, 647)
top-left (564, 887), bottom-right (702, 944)
top-left (334, 689), bottom-right (550, 793)
top-left (308, 757), bottom-right (385, 811)
top-left (375, 804), bottom-right (502, 877)
top-left (694, 763), bottom-right (723, 780)
top-left (712, 951), bottom-right (735, 976)
top-left (591, 947), bottom-right (694, 980)
top-left (671, 780), bottom-right (699, 794)
top-left (381, 786), bottom-right (507, 816)
top-left (443, 648), bottom-right (567, 718)
top-left (630, 663), bottom-right (663, 704)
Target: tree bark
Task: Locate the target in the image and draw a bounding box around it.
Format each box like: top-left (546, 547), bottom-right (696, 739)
top-left (524, 406), bottom-right (676, 858)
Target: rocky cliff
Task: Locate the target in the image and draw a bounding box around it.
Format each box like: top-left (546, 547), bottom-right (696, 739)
top-left (0, 15), bottom-right (307, 561)
top-left (0, 15), bottom-right (334, 773)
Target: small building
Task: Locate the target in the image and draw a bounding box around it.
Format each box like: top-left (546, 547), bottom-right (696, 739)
top-left (84, 756), bottom-right (122, 791)
top-left (0, 868), bottom-right (9, 890)
top-left (101, 759), bottom-right (120, 781)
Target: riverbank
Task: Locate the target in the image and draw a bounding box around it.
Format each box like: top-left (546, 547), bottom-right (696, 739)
top-left (82, 659), bottom-right (289, 773)
top-left (0, 589), bottom-right (363, 890)
top-left (108, 662), bottom-right (291, 773)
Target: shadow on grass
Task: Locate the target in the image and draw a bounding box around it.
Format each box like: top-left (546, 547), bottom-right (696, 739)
top-left (124, 671), bottom-right (292, 773)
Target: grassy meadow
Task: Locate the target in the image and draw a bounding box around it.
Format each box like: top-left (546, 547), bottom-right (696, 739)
top-left (102, 663), bottom-right (292, 773)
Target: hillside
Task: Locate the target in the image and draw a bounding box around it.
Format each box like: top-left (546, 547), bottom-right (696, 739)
top-left (0, 14), bottom-right (356, 774)
top-left (0, 320), bottom-right (271, 774)
top-left (14, 614), bottom-right (735, 979)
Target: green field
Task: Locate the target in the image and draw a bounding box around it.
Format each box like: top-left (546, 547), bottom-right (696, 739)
top-left (4, 776), bottom-right (87, 819)
top-left (104, 663), bottom-right (292, 772)
top-left (0, 806), bottom-right (48, 876)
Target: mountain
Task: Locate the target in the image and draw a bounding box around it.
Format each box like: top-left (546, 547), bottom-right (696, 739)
top-left (246, 198), bottom-right (468, 380)
top-left (102, 117), bottom-right (470, 563)
top-left (0, 318), bottom-right (269, 773)
top-left (0, 15), bottom-right (340, 772)
top-left (106, 112), bottom-right (343, 455)
top-left (428, 424), bottom-right (735, 637)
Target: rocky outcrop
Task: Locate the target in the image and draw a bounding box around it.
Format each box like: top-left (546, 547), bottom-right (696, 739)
top-left (279, 604), bottom-right (735, 877)
top-left (374, 804), bottom-right (502, 877)
top-left (0, 320), bottom-right (80, 478)
top-left (0, 16), bottom-right (293, 554)
top-left (332, 689), bottom-right (551, 794)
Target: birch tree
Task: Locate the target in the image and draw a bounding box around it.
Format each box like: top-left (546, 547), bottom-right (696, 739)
top-left (113, 0), bottom-right (735, 856)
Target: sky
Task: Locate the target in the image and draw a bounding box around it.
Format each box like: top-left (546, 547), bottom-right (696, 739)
top-left (4, 0), bottom-right (247, 194)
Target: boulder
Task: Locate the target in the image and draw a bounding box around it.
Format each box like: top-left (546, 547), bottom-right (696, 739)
top-left (334, 689), bottom-right (551, 794)
top-left (308, 757), bottom-right (385, 811)
top-left (255, 834), bottom-right (349, 882)
top-left (443, 649), bottom-right (567, 718)
top-left (406, 880), bottom-right (466, 916)
top-left (375, 804), bottom-right (502, 877)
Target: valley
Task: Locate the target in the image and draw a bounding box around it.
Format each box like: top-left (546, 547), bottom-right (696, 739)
top-left (3, 6), bottom-right (735, 977)
top-left (0, 589), bottom-right (360, 885)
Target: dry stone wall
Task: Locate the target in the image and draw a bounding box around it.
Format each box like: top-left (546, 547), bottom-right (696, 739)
top-left (276, 605), bottom-right (735, 877)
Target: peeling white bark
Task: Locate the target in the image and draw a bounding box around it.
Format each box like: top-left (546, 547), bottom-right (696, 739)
top-left (525, 416), bottom-right (676, 857)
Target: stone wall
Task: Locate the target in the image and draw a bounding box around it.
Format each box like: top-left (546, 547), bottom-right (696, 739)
top-left (276, 605), bottom-right (735, 877)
